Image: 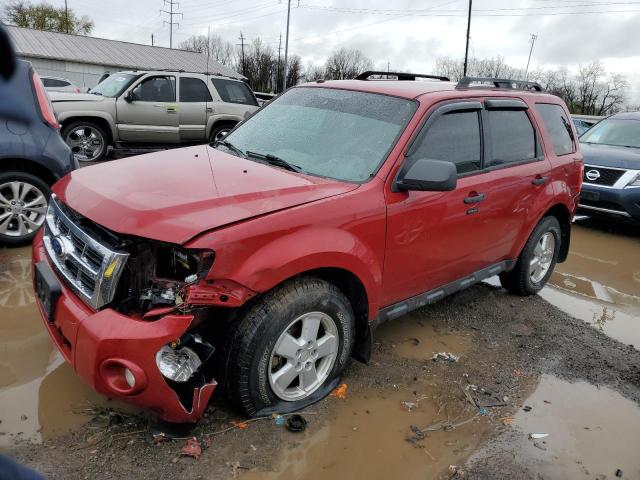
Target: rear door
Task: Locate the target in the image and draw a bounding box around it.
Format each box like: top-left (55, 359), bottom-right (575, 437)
top-left (209, 77), bottom-right (259, 121)
top-left (178, 76), bottom-right (212, 143)
top-left (116, 74), bottom-right (179, 144)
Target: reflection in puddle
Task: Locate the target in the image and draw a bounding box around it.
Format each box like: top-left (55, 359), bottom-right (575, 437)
top-left (542, 223), bottom-right (640, 347)
top-left (0, 247), bottom-right (107, 447)
top-left (243, 386), bottom-right (493, 480)
top-left (511, 375), bottom-right (640, 478)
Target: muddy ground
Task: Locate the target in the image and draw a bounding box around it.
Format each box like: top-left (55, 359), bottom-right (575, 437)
top-left (1, 219), bottom-right (639, 480)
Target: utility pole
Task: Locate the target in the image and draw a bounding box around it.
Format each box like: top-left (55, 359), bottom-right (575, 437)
top-left (463, 0), bottom-right (472, 77)
top-left (161, 0), bottom-right (182, 48)
top-left (206, 26), bottom-right (211, 74)
top-left (237, 32), bottom-right (246, 77)
top-left (282, 0), bottom-right (292, 92)
top-left (277, 33), bottom-right (282, 93)
top-left (151, 33), bottom-right (154, 46)
top-left (524, 33), bottom-right (538, 80)
top-left (64, 0), bottom-right (69, 33)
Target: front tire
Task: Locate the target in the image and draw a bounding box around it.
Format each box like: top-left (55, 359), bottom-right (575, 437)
top-left (224, 277), bottom-right (355, 416)
top-left (62, 121), bottom-right (108, 162)
top-left (499, 216), bottom-right (561, 295)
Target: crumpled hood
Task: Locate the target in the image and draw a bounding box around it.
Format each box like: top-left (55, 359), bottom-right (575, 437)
top-left (49, 92), bottom-right (106, 103)
top-left (581, 143), bottom-right (640, 169)
top-left (53, 145), bottom-right (358, 244)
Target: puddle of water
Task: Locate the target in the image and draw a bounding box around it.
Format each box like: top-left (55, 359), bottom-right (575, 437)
top-left (242, 386), bottom-right (493, 480)
top-left (374, 310), bottom-right (473, 361)
top-left (0, 247), bottom-right (107, 447)
top-left (542, 222), bottom-right (640, 347)
top-left (511, 375), bottom-right (640, 478)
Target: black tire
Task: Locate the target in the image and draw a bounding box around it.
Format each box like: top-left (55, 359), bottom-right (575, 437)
top-left (61, 121), bottom-right (108, 162)
top-left (209, 123), bottom-right (236, 144)
top-left (499, 216), bottom-right (562, 296)
top-left (0, 172), bottom-right (51, 246)
top-left (224, 277), bottom-right (355, 417)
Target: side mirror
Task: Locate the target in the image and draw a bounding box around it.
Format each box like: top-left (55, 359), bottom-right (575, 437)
top-left (124, 91), bottom-right (135, 102)
top-left (0, 26), bottom-right (16, 81)
top-left (395, 158), bottom-right (457, 192)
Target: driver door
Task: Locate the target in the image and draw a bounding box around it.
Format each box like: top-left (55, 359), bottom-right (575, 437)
top-left (116, 75), bottom-right (180, 144)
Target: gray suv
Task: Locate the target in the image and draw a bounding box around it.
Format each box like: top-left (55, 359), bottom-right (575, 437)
top-left (50, 70), bottom-right (260, 162)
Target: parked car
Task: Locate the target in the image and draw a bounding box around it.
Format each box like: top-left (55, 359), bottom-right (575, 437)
top-left (572, 117), bottom-right (597, 136)
top-left (40, 75), bottom-right (82, 93)
top-left (254, 91), bottom-right (277, 106)
top-left (32, 72), bottom-right (582, 423)
top-left (0, 61), bottom-right (76, 245)
top-left (578, 112), bottom-right (640, 222)
top-left (49, 70), bottom-right (260, 162)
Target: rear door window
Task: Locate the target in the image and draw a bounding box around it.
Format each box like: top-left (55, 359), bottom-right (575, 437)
top-left (211, 78), bottom-right (258, 106)
top-left (180, 77), bottom-right (212, 102)
top-left (485, 110), bottom-right (536, 167)
top-left (536, 103), bottom-right (575, 155)
top-left (410, 111), bottom-right (482, 174)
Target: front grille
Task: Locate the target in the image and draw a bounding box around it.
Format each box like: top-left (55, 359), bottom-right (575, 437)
top-left (43, 196), bottom-right (129, 310)
top-left (583, 165), bottom-right (626, 186)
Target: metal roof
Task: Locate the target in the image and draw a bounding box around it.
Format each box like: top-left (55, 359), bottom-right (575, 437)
top-left (7, 26), bottom-right (244, 80)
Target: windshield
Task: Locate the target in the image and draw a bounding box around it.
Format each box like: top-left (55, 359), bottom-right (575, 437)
top-left (580, 118), bottom-right (640, 148)
top-left (222, 87), bottom-right (417, 182)
top-left (90, 73), bottom-right (140, 97)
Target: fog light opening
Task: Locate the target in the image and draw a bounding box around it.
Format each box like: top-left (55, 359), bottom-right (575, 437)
top-left (156, 345), bottom-right (202, 383)
top-left (124, 368), bottom-right (136, 388)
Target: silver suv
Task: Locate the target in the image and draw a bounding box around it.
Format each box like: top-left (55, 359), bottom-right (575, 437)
top-left (50, 70), bottom-right (260, 162)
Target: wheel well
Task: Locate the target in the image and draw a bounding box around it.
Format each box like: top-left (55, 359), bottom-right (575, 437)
top-left (303, 267), bottom-right (371, 362)
top-left (61, 117), bottom-right (113, 145)
top-left (1, 158), bottom-right (56, 186)
top-left (543, 204), bottom-right (571, 263)
top-left (210, 120), bottom-right (237, 136)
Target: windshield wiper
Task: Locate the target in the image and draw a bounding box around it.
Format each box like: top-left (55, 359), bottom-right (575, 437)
top-left (215, 140), bottom-right (246, 158)
top-left (246, 151), bottom-right (302, 172)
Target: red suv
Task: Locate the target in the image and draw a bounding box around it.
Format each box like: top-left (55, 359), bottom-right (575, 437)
top-left (32, 72), bottom-right (583, 423)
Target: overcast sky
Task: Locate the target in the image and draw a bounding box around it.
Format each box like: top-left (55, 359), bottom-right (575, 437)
top-left (43, 0), bottom-right (640, 102)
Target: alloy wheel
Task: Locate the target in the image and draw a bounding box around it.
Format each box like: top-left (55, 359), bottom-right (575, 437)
top-left (66, 126), bottom-right (105, 162)
top-left (529, 232), bottom-right (556, 283)
top-left (0, 181), bottom-right (48, 239)
top-left (268, 311), bottom-right (339, 401)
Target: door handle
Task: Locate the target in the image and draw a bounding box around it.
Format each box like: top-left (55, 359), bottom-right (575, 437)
top-left (206, 107), bottom-right (214, 113)
top-left (464, 193), bottom-right (485, 204)
top-left (532, 176), bottom-right (548, 186)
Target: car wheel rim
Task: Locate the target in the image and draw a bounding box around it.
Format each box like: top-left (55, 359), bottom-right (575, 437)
top-left (66, 126), bottom-right (104, 162)
top-left (529, 232), bottom-right (556, 284)
top-left (0, 181), bottom-right (48, 238)
top-left (268, 311), bottom-right (339, 402)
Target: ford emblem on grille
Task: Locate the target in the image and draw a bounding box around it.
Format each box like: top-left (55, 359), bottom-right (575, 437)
top-left (585, 169), bottom-right (601, 181)
top-left (50, 236), bottom-right (65, 257)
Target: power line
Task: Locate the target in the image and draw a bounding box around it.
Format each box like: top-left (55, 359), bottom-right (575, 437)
top-left (180, 0), bottom-right (281, 26)
top-left (161, 0), bottom-right (183, 48)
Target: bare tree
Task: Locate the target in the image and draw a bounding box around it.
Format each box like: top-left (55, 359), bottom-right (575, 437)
top-left (3, 0), bottom-right (93, 35)
top-left (434, 55), bottom-right (522, 81)
top-left (324, 48), bottom-right (373, 80)
top-left (178, 34), bottom-right (235, 66)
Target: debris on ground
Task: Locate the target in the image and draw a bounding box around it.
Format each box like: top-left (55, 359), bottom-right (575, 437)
top-left (227, 461), bottom-right (250, 478)
top-left (230, 421), bottom-right (249, 430)
top-left (513, 369), bottom-right (526, 377)
top-left (406, 337), bottom-right (421, 346)
top-left (501, 416), bottom-right (515, 426)
top-left (615, 469), bottom-right (623, 477)
top-left (408, 413), bottom-right (480, 444)
top-left (152, 433), bottom-right (168, 445)
top-left (523, 405), bottom-right (533, 412)
top-left (432, 352), bottom-right (459, 362)
top-left (180, 437), bottom-right (202, 460)
top-left (400, 394), bottom-right (428, 412)
top-left (448, 464), bottom-right (466, 478)
top-left (286, 414), bottom-right (307, 433)
top-left (533, 442), bottom-right (547, 451)
top-left (330, 383), bottom-right (348, 399)
top-left (529, 433), bottom-right (549, 439)
top-left (273, 414), bottom-right (285, 425)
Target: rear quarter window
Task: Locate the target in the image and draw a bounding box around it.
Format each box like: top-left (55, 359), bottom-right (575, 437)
top-left (42, 78), bottom-right (69, 87)
top-left (535, 103), bottom-right (575, 156)
top-left (486, 110), bottom-right (536, 167)
top-left (211, 78), bottom-right (258, 106)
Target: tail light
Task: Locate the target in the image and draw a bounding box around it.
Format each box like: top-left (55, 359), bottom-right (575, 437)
top-left (31, 71), bottom-right (59, 130)
top-left (577, 161), bottom-right (584, 192)
top-left (74, 87), bottom-right (81, 93)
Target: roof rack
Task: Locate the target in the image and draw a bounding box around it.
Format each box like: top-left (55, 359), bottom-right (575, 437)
top-left (355, 71), bottom-right (450, 82)
top-left (456, 77), bottom-right (543, 92)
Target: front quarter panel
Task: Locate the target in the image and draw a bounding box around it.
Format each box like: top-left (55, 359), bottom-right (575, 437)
top-left (186, 180), bottom-right (387, 319)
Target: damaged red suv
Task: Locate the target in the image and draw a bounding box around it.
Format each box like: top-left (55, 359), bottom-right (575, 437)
top-left (32, 72), bottom-right (583, 423)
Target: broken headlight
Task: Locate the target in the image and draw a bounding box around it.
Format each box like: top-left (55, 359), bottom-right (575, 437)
top-left (156, 345), bottom-right (202, 382)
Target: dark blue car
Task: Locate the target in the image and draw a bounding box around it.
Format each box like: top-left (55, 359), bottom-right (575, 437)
top-left (0, 60), bottom-right (77, 245)
top-left (578, 112), bottom-right (640, 222)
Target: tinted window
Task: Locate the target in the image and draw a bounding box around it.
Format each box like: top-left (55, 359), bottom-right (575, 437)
top-left (42, 78), bottom-right (69, 87)
top-left (224, 87), bottom-right (416, 182)
top-left (486, 110), bottom-right (536, 166)
top-left (180, 77), bottom-right (212, 102)
top-left (536, 104), bottom-right (574, 155)
top-left (411, 111), bottom-right (482, 174)
top-left (132, 76), bottom-right (175, 102)
top-left (211, 78), bottom-right (258, 106)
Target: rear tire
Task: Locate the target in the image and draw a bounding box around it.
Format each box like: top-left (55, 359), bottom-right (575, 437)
top-left (224, 277), bottom-right (355, 416)
top-left (499, 216), bottom-right (561, 295)
top-left (0, 172), bottom-right (50, 246)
